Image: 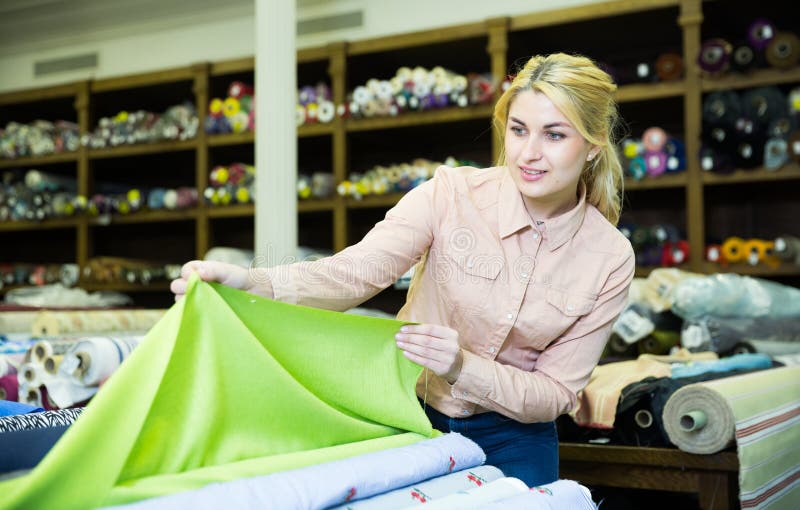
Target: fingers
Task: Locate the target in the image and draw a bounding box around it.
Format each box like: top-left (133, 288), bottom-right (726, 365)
top-left (180, 260), bottom-right (205, 280)
top-left (400, 323), bottom-right (453, 338)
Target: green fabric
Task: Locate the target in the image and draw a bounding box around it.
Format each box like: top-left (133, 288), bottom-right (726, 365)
top-left (0, 274), bottom-right (435, 510)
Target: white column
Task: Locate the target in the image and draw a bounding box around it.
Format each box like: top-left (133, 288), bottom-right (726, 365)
top-left (254, 0), bottom-right (297, 267)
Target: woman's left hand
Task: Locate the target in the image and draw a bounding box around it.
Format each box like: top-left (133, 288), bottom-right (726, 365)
top-left (395, 324), bottom-right (463, 384)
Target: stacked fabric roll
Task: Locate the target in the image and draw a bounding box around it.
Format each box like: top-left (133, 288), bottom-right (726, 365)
top-left (0, 263), bottom-right (79, 289)
top-left (337, 156), bottom-right (471, 200)
top-left (13, 335), bottom-right (145, 409)
top-left (82, 103), bottom-right (198, 149)
top-left (700, 85), bottom-right (799, 172)
top-left (662, 366), bottom-right (800, 508)
top-left (296, 82), bottom-right (335, 126)
top-left (698, 18), bottom-right (799, 76)
top-left (617, 223), bottom-right (688, 267)
top-left (203, 162), bottom-right (255, 206)
top-left (620, 127), bottom-right (686, 180)
top-left (80, 257), bottom-right (181, 286)
top-left (339, 66), bottom-right (495, 120)
top-left (85, 185), bottom-right (198, 215)
top-left (0, 120), bottom-right (79, 159)
top-left (205, 81), bottom-right (255, 134)
top-left (706, 236), bottom-right (783, 268)
top-left (297, 172), bottom-right (335, 200)
top-left (596, 52), bottom-right (684, 85)
top-left (0, 169), bottom-right (87, 222)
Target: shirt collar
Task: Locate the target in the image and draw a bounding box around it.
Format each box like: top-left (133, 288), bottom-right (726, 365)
top-left (498, 169), bottom-right (587, 251)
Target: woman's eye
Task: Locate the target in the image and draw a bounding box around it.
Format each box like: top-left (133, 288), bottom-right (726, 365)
top-left (547, 131), bottom-right (565, 141)
top-left (510, 126), bottom-right (525, 135)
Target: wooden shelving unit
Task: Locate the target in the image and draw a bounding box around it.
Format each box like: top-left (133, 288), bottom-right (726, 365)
top-left (1, 0), bottom-right (798, 303)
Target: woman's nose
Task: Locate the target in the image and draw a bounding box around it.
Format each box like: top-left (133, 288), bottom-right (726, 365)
top-left (521, 135), bottom-right (542, 161)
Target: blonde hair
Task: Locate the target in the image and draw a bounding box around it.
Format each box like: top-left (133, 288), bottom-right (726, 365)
top-left (494, 53), bottom-right (624, 225)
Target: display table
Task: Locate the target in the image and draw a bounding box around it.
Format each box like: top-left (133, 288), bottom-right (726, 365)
top-left (559, 443), bottom-right (739, 510)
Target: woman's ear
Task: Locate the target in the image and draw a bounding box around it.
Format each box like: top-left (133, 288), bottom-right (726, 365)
top-left (587, 147), bottom-right (600, 161)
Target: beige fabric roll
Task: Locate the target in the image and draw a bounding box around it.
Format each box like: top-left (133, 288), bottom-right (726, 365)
top-left (31, 310), bottom-right (166, 337)
top-left (0, 311), bottom-right (40, 333)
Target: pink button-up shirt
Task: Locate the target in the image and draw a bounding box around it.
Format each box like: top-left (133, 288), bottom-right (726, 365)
top-left (261, 165), bottom-right (635, 423)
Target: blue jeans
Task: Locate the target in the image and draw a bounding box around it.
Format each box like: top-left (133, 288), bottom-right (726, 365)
top-left (423, 403), bottom-right (559, 487)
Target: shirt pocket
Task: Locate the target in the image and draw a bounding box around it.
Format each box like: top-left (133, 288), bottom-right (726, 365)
top-left (527, 287), bottom-right (598, 349)
top-left (438, 252), bottom-right (504, 315)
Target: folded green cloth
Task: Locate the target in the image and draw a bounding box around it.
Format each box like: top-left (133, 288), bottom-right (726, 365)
top-left (0, 274), bottom-right (434, 510)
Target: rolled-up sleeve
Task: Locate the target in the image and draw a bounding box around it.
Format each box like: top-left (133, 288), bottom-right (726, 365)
top-left (253, 167), bottom-right (451, 311)
top-left (452, 245), bottom-right (635, 423)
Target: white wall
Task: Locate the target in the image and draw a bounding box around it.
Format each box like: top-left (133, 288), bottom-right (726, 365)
top-left (0, 0), bottom-right (601, 94)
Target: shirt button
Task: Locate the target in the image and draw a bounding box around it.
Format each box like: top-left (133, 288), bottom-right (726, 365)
top-left (462, 391), bottom-right (469, 398)
top-left (567, 305), bottom-right (575, 311)
top-left (488, 346), bottom-right (496, 354)
top-left (467, 260), bottom-right (474, 268)
top-left (462, 409), bottom-right (471, 416)
top-left (506, 313), bottom-right (513, 320)
top-left (521, 273), bottom-right (528, 278)
top-left (532, 232), bottom-right (540, 239)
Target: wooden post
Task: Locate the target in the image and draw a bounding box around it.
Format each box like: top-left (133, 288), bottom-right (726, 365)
top-left (487, 17), bottom-right (509, 165)
top-left (328, 41), bottom-right (348, 253)
top-left (75, 81), bottom-right (91, 269)
top-left (680, 0), bottom-right (704, 273)
top-left (193, 63), bottom-right (210, 259)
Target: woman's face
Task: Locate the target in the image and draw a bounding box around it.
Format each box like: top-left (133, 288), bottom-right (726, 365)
top-left (505, 89), bottom-right (596, 219)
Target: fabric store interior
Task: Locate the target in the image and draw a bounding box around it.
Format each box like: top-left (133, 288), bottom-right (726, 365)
top-left (1, 0), bottom-right (799, 509)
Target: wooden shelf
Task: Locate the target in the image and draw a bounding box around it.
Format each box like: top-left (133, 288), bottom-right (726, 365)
top-left (347, 21), bottom-right (486, 55)
top-left (702, 163), bottom-right (800, 185)
top-left (205, 200), bottom-right (338, 217)
top-left (0, 151), bottom-right (79, 169)
top-left (207, 204), bottom-right (254, 218)
top-left (345, 104), bottom-right (493, 132)
top-left (298, 198), bottom-right (337, 212)
top-left (625, 172), bottom-right (687, 190)
top-left (0, 218), bottom-right (79, 232)
top-left (635, 264), bottom-right (690, 277)
top-left (511, 0), bottom-right (680, 30)
top-left (298, 123), bottom-right (335, 137)
top-left (88, 139), bottom-right (198, 159)
top-left (701, 67), bottom-right (800, 93)
top-left (91, 67), bottom-right (195, 92)
top-left (0, 82), bottom-right (79, 105)
top-left (88, 209), bottom-right (198, 225)
top-left (345, 193), bottom-right (405, 209)
top-left (702, 262), bottom-right (800, 277)
top-left (80, 281), bottom-right (171, 293)
top-left (615, 81), bottom-right (686, 103)
top-left (207, 132), bottom-right (254, 147)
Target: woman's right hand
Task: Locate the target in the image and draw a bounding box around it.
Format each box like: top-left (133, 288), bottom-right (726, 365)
top-left (170, 260), bottom-right (255, 301)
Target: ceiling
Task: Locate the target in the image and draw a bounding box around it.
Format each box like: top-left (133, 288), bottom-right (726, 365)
top-left (0, 0), bottom-right (258, 56)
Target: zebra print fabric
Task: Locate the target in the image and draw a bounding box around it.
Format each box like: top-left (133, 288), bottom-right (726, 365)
top-left (0, 408), bottom-right (83, 433)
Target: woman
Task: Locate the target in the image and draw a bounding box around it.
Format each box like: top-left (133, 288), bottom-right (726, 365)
top-left (171, 53), bottom-right (635, 486)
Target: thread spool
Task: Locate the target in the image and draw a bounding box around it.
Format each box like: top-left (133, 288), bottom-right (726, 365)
top-left (764, 138), bottom-right (789, 170)
top-left (0, 374), bottom-right (19, 401)
top-left (747, 18), bottom-right (776, 50)
top-left (634, 409), bottom-right (654, 429)
top-left (680, 410), bottom-right (707, 432)
top-left (628, 156), bottom-right (647, 180)
top-left (731, 43), bottom-right (758, 73)
top-left (790, 131), bottom-right (800, 163)
top-left (766, 32), bottom-right (800, 69)
top-left (698, 38), bottom-right (732, 74)
top-left (655, 52), bottom-right (683, 81)
top-left (774, 236), bottom-right (800, 264)
top-left (721, 237), bottom-right (746, 263)
top-left (44, 354), bottom-right (64, 375)
top-left (644, 151), bottom-right (668, 177)
top-left (642, 127), bottom-right (668, 152)
top-left (706, 244), bottom-right (725, 264)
